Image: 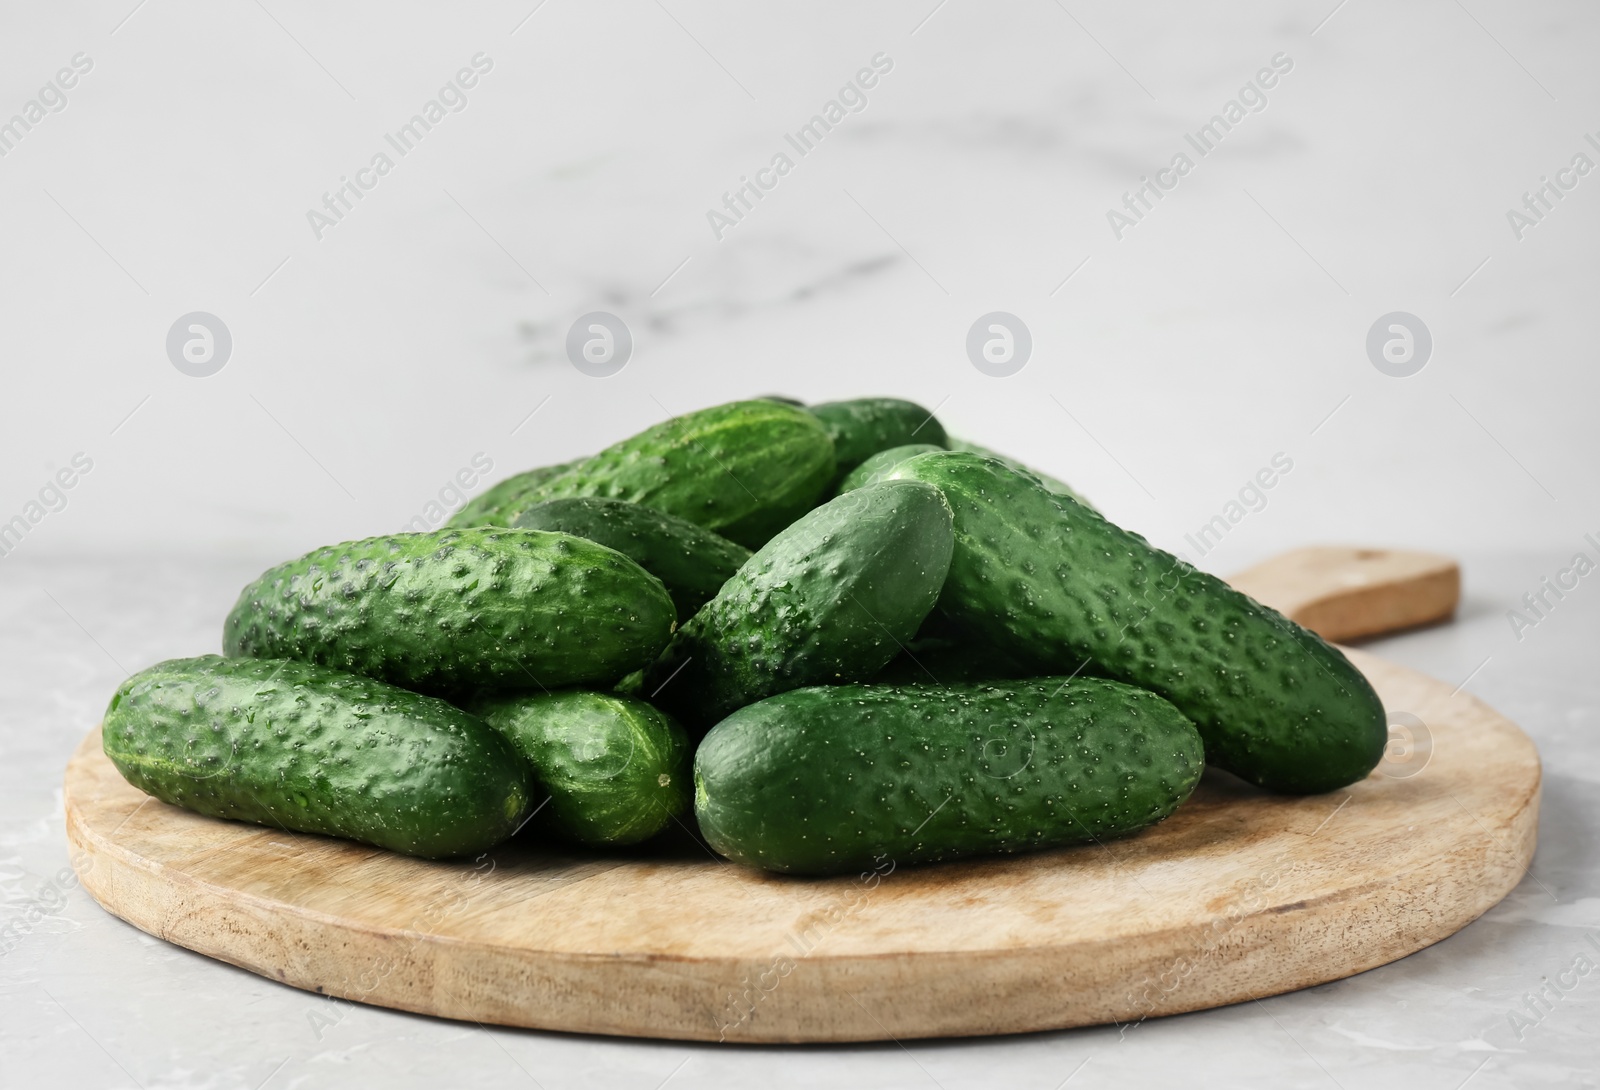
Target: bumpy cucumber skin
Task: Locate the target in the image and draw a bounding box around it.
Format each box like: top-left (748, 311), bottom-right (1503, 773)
top-left (837, 444), bottom-right (944, 494)
top-left (474, 690), bottom-right (690, 846)
top-left (809, 398), bottom-right (947, 477)
top-left (512, 498), bottom-right (751, 618)
top-left (645, 480), bottom-right (955, 730)
top-left (515, 401), bottom-right (836, 548)
top-left (224, 529), bottom-right (676, 697)
top-left (946, 437), bottom-right (1094, 511)
top-left (449, 461), bottom-right (577, 528)
top-left (887, 452), bottom-right (1387, 794)
top-left (695, 679), bottom-right (1204, 875)
top-left (102, 656), bottom-right (531, 859)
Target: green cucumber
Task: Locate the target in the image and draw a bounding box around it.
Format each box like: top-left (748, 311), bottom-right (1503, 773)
top-left (510, 400), bottom-right (835, 548)
top-left (473, 690), bottom-right (690, 846)
top-left (644, 479), bottom-right (955, 729)
top-left (224, 528), bottom-right (676, 696)
top-left (512, 498), bottom-right (751, 618)
top-left (886, 452), bottom-right (1387, 793)
top-left (837, 444), bottom-right (943, 494)
top-left (808, 398), bottom-right (947, 478)
top-left (694, 678), bottom-right (1204, 875)
top-left (946, 437), bottom-right (1093, 510)
top-left (449, 460), bottom-right (578, 529)
top-left (103, 656), bottom-right (531, 859)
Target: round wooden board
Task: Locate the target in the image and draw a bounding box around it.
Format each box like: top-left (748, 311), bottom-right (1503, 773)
top-left (65, 649), bottom-right (1539, 1043)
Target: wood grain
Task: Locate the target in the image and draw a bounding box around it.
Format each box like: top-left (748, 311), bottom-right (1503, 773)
top-left (64, 649), bottom-right (1538, 1043)
top-left (1228, 546), bottom-right (1461, 642)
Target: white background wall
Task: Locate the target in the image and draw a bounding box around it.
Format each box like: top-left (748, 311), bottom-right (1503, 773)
top-left (2, 1), bottom-right (1596, 575)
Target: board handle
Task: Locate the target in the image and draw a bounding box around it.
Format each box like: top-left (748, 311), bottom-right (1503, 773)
top-left (1226, 547), bottom-right (1460, 643)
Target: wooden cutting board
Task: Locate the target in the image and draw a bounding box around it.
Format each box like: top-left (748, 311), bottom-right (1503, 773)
top-left (65, 547), bottom-right (1537, 1044)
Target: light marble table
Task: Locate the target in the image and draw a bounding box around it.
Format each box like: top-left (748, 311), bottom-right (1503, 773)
top-left (1, 551), bottom-right (1595, 1090)
top-left (3, 0), bottom-right (1597, 1086)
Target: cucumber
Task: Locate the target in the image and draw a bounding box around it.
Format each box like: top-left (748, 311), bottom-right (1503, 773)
top-left (512, 498), bottom-right (751, 618)
top-left (886, 452), bottom-right (1387, 793)
top-left (449, 460), bottom-right (578, 529)
top-left (103, 656), bottom-right (531, 859)
top-left (946, 437), bottom-right (1094, 510)
top-left (224, 528), bottom-right (676, 696)
top-left (694, 678), bottom-right (1204, 875)
top-left (837, 444), bottom-right (943, 494)
top-left (510, 400), bottom-right (835, 548)
top-left (644, 479), bottom-right (955, 729)
top-left (473, 690), bottom-right (690, 847)
top-left (808, 398), bottom-right (947, 477)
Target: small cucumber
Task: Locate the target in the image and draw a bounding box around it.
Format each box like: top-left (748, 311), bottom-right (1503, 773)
top-left (224, 528), bottom-right (676, 696)
top-left (808, 398), bottom-right (947, 478)
top-left (694, 678), bottom-right (1204, 875)
top-left (473, 690), bottom-right (690, 846)
top-left (103, 656), bottom-right (531, 859)
top-left (837, 444), bottom-right (944, 494)
top-left (886, 451), bottom-right (1387, 793)
top-left (644, 479), bottom-right (955, 729)
top-left (450, 460), bottom-right (578, 529)
top-left (511, 400), bottom-right (835, 548)
top-left (512, 497), bottom-right (751, 618)
top-left (946, 436), bottom-right (1094, 510)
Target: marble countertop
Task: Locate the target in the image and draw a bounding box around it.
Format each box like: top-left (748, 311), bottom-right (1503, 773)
top-left (2, 550), bottom-right (1596, 1089)
top-left (3, 1), bottom-right (1597, 1086)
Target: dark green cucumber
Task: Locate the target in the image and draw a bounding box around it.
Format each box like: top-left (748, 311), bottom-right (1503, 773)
top-left (695, 678), bottom-right (1204, 875)
top-left (103, 656), bottom-right (531, 858)
top-left (886, 452), bottom-right (1387, 793)
top-left (644, 479), bottom-right (955, 729)
top-left (473, 690), bottom-right (690, 846)
top-left (946, 436), bottom-right (1094, 510)
top-left (512, 400), bottom-right (835, 548)
top-left (450, 460), bottom-right (578, 528)
top-left (837, 444), bottom-right (943, 494)
top-left (512, 498), bottom-right (751, 618)
top-left (224, 529), bottom-right (676, 696)
top-left (808, 398), bottom-right (947, 478)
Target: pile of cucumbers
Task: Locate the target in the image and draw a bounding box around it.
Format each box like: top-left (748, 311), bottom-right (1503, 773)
top-left (101, 397), bottom-right (1387, 875)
